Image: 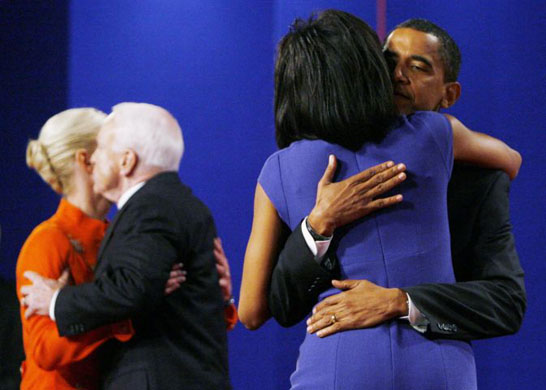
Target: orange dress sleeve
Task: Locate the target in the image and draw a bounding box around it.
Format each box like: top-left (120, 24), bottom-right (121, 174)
top-left (224, 303), bottom-right (238, 331)
top-left (16, 226), bottom-right (133, 371)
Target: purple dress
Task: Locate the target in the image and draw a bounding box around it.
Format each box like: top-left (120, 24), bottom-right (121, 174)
top-left (259, 112), bottom-right (477, 390)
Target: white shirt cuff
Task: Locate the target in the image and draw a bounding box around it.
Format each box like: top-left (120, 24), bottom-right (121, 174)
top-left (49, 288), bottom-right (61, 321)
top-left (301, 217), bottom-right (332, 260)
top-left (404, 293), bottom-right (429, 333)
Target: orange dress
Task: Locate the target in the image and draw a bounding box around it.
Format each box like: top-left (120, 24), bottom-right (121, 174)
top-left (16, 199), bottom-right (133, 390)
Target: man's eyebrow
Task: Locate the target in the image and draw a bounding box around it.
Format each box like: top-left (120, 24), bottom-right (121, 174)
top-left (410, 55), bottom-right (432, 68)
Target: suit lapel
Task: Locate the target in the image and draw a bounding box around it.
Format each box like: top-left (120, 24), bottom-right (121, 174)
top-left (96, 201), bottom-right (131, 271)
top-left (95, 173), bottom-right (177, 271)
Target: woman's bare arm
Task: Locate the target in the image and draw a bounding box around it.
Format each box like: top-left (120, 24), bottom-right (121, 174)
top-left (447, 114), bottom-right (522, 179)
top-left (239, 183), bottom-right (285, 330)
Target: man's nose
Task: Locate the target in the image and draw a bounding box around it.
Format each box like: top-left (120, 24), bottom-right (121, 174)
top-left (393, 63), bottom-right (409, 83)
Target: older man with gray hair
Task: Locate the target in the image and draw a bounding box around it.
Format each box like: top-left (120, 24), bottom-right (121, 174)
top-left (21, 102), bottom-right (230, 390)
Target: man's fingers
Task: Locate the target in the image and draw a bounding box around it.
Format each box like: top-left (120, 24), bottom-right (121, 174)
top-left (214, 237), bottom-right (225, 255)
top-left (164, 285), bottom-right (178, 295)
top-left (167, 274), bottom-right (185, 284)
top-left (164, 275), bottom-right (185, 295)
top-left (171, 277), bottom-right (186, 284)
top-left (307, 312), bottom-right (336, 333)
top-left (216, 263), bottom-right (228, 275)
top-left (332, 279), bottom-right (359, 290)
top-left (168, 268), bottom-right (187, 281)
top-left (23, 271), bottom-right (42, 284)
top-left (312, 294), bottom-right (340, 314)
top-left (316, 322), bottom-right (343, 338)
top-left (24, 306), bottom-right (36, 320)
top-left (214, 238), bottom-right (229, 264)
top-left (57, 269), bottom-right (71, 286)
top-left (307, 313), bottom-right (345, 338)
top-left (20, 285), bottom-right (32, 296)
top-left (214, 250), bottom-right (227, 265)
top-left (169, 268), bottom-right (186, 276)
top-left (318, 155), bottom-right (338, 187)
top-left (172, 263), bottom-right (184, 271)
top-left (214, 237), bottom-right (222, 248)
top-left (165, 265), bottom-right (187, 295)
top-left (213, 245), bottom-right (229, 268)
top-left (165, 287), bottom-right (175, 295)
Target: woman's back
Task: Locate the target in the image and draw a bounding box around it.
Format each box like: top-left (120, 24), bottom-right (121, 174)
top-left (259, 111), bottom-right (477, 389)
top-left (261, 112), bottom-right (454, 287)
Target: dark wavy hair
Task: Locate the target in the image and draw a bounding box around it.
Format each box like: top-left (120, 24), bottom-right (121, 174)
top-left (275, 9), bottom-right (397, 151)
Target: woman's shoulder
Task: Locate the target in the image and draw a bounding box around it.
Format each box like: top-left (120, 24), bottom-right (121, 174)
top-left (263, 139), bottom-right (341, 165)
top-left (260, 140), bottom-right (340, 184)
top-left (403, 111), bottom-right (450, 130)
top-left (395, 112), bottom-right (452, 146)
top-left (16, 220), bottom-right (72, 277)
top-left (27, 219), bottom-right (70, 245)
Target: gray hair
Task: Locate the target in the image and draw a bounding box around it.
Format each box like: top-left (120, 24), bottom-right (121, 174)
top-left (106, 102), bottom-right (184, 172)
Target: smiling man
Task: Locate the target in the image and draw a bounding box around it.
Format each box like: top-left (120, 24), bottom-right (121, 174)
top-left (268, 18), bottom-right (526, 342)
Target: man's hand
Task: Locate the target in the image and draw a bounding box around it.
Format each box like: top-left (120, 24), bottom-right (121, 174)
top-left (164, 263), bottom-right (187, 295)
top-left (306, 279), bottom-right (408, 338)
top-left (20, 269), bottom-right (70, 319)
top-left (214, 237), bottom-right (232, 302)
top-left (164, 237), bottom-right (233, 300)
top-left (308, 156), bottom-right (407, 236)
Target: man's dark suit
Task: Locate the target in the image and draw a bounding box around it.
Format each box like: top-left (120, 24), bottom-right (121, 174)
top-left (269, 165), bottom-right (526, 341)
top-left (54, 172), bottom-right (230, 390)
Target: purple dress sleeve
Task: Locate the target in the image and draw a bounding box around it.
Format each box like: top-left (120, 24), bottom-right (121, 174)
top-left (257, 151), bottom-right (290, 225)
top-left (412, 111), bottom-right (454, 178)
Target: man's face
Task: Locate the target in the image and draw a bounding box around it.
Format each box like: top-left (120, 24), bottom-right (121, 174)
top-left (383, 28), bottom-right (448, 115)
top-left (90, 123), bottom-right (122, 202)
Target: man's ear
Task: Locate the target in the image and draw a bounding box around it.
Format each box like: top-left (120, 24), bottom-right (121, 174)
top-left (74, 149), bottom-right (92, 173)
top-left (440, 81), bottom-right (461, 109)
top-left (120, 149), bottom-right (138, 176)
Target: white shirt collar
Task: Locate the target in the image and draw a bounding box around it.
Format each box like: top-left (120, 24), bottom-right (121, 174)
top-left (117, 181), bottom-right (146, 210)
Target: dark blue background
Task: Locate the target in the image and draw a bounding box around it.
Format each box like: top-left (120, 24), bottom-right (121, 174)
top-left (1, 1), bottom-right (544, 389)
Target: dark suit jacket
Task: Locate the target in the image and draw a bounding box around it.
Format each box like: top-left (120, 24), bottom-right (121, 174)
top-left (55, 172), bottom-right (230, 390)
top-left (0, 278), bottom-right (24, 390)
top-left (269, 165), bottom-right (526, 341)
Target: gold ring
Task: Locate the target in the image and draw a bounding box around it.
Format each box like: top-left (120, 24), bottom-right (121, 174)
top-left (330, 314), bottom-right (337, 324)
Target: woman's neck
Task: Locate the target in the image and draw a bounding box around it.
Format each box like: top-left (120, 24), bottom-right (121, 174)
top-left (65, 189), bottom-right (111, 220)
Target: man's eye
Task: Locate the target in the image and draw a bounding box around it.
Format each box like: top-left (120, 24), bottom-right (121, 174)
top-left (410, 65), bottom-right (425, 72)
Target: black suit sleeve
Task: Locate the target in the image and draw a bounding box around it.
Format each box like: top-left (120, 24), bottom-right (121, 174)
top-left (404, 172), bottom-right (526, 340)
top-left (55, 199), bottom-right (183, 336)
top-left (268, 224), bottom-right (337, 327)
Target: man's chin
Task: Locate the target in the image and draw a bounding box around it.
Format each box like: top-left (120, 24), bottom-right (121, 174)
top-left (394, 96), bottom-right (413, 115)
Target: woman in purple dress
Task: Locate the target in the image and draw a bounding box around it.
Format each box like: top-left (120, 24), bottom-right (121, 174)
top-left (239, 10), bottom-right (521, 389)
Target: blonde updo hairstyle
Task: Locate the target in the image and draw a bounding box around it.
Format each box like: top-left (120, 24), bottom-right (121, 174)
top-left (26, 108), bottom-right (107, 195)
